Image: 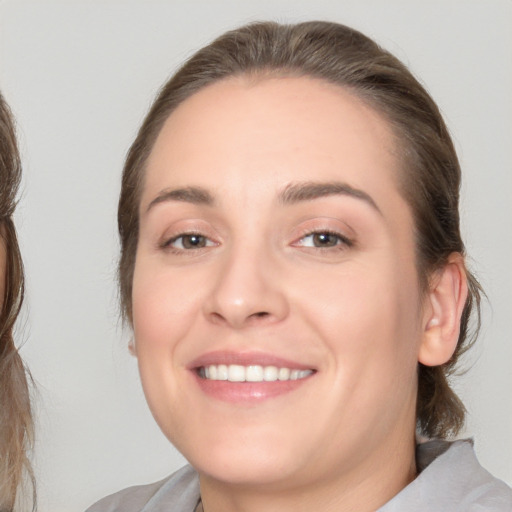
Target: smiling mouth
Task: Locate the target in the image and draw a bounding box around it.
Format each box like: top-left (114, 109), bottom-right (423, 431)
top-left (197, 364), bottom-right (315, 382)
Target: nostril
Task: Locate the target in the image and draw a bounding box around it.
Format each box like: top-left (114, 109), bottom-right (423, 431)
top-left (210, 312), bottom-right (226, 323)
top-left (253, 311), bottom-right (270, 318)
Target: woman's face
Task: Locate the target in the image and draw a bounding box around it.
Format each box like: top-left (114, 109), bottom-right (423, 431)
top-left (133, 77), bottom-right (429, 488)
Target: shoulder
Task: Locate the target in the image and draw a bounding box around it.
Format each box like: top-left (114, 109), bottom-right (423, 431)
top-left (443, 440), bottom-right (512, 510)
top-left (85, 465), bottom-right (200, 512)
top-left (380, 439), bottom-right (512, 511)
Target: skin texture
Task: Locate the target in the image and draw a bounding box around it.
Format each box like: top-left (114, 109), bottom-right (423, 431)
top-left (132, 77), bottom-right (466, 512)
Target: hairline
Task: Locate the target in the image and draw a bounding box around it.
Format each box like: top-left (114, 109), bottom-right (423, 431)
top-left (123, 69), bottom-right (430, 323)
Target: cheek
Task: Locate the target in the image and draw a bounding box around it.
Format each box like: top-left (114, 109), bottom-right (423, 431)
top-left (131, 259), bottom-right (206, 429)
top-left (131, 259), bottom-right (205, 352)
top-left (293, 257), bottom-right (422, 378)
top-left (276, 258), bottom-right (423, 455)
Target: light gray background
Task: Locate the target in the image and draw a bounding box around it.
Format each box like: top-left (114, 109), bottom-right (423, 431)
top-left (0, 1), bottom-right (510, 511)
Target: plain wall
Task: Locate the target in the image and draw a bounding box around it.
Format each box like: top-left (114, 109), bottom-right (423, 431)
top-left (0, 1), bottom-right (510, 510)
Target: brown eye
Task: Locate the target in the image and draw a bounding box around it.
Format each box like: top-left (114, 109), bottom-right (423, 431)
top-left (311, 233), bottom-right (339, 247)
top-left (296, 231), bottom-right (351, 249)
top-left (165, 233), bottom-right (214, 250)
top-left (181, 234), bottom-right (207, 249)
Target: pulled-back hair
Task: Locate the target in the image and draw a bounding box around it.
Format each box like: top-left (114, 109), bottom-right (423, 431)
top-left (118, 21), bottom-right (481, 439)
top-left (0, 91), bottom-right (35, 511)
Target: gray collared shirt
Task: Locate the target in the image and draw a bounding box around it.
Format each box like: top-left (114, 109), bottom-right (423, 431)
top-left (86, 440), bottom-right (512, 511)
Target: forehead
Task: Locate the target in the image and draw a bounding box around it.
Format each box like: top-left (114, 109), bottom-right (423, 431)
top-left (142, 76), bottom-right (403, 209)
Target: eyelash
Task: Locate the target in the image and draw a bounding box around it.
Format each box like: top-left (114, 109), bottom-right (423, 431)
top-left (161, 232), bottom-right (216, 252)
top-left (161, 229), bottom-right (354, 254)
top-left (293, 230), bottom-right (354, 250)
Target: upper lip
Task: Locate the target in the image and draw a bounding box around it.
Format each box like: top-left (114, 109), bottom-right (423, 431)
top-left (188, 350), bottom-right (315, 371)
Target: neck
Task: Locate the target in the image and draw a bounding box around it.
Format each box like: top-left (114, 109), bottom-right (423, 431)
top-left (198, 435), bottom-right (417, 512)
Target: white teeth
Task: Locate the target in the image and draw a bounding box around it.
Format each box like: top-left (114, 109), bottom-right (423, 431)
top-left (246, 365), bottom-right (264, 382)
top-left (217, 364), bottom-right (228, 381)
top-left (278, 367), bottom-right (290, 380)
top-left (208, 365), bottom-right (217, 380)
top-left (228, 364), bottom-right (246, 382)
top-left (263, 366), bottom-right (278, 381)
top-left (200, 364), bottom-right (313, 382)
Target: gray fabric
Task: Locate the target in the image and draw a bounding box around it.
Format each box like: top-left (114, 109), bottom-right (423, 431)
top-left (85, 440), bottom-right (512, 511)
top-left (379, 440), bottom-right (512, 511)
top-left (86, 466), bottom-right (200, 512)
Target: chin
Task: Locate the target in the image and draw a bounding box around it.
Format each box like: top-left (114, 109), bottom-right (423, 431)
top-left (193, 451), bottom-right (304, 488)
top-left (172, 422), bottom-right (311, 486)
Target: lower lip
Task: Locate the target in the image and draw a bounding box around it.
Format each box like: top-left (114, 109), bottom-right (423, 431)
top-left (192, 372), bottom-right (314, 403)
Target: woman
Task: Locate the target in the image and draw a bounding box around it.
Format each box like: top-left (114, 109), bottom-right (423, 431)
top-left (0, 92), bottom-right (35, 511)
top-left (87, 21), bottom-right (512, 511)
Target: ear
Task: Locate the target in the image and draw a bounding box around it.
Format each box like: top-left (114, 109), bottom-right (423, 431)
top-left (418, 253), bottom-right (468, 366)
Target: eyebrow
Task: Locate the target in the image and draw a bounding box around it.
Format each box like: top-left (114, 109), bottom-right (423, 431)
top-left (146, 186), bottom-right (214, 213)
top-left (278, 181), bottom-right (381, 214)
top-left (145, 181), bottom-right (381, 215)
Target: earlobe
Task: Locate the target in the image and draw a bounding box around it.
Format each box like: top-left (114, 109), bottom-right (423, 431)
top-left (418, 253), bottom-right (468, 367)
top-left (128, 338), bottom-right (137, 357)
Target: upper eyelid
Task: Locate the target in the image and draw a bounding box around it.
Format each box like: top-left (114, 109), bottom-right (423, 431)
top-left (161, 232), bottom-right (215, 248)
top-left (292, 223), bottom-right (354, 241)
top-left (292, 214), bottom-right (355, 232)
top-left (156, 219), bottom-right (355, 248)
top-left (157, 221), bottom-right (220, 245)
top-left (294, 230), bottom-right (353, 246)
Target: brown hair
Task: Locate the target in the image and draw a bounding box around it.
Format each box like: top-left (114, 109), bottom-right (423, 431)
top-left (118, 21), bottom-right (481, 439)
top-left (0, 92), bottom-right (35, 511)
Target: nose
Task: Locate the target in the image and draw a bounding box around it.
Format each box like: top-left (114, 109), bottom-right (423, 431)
top-left (203, 245), bottom-right (289, 329)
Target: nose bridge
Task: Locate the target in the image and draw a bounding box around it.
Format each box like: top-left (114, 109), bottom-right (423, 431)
top-left (205, 237), bottom-right (288, 328)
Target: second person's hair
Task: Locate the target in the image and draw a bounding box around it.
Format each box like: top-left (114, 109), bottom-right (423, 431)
top-left (0, 92), bottom-right (35, 512)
